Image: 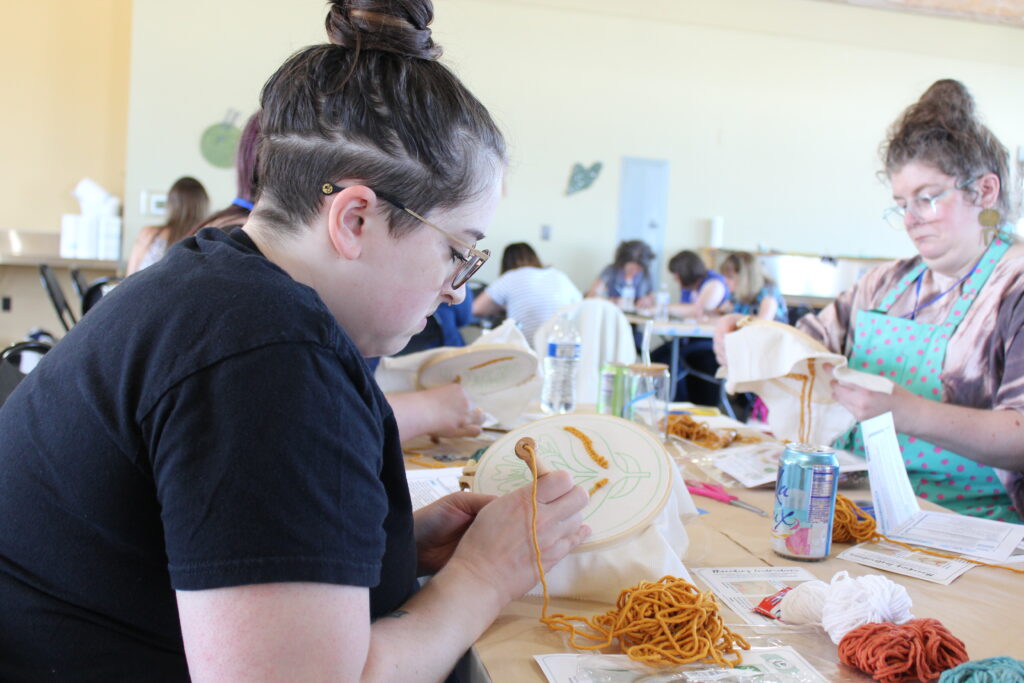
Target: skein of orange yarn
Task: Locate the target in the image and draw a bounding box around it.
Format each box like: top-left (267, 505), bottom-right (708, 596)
top-left (838, 618), bottom-right (969, 683)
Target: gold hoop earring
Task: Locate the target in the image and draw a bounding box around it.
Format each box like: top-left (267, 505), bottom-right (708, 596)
top-left (979, 208), bottom-right (1002, 228)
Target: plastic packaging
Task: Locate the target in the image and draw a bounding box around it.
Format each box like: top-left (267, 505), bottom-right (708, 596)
top-left (541, 312), bottom-right (581, 414)
top-left (619, 283), bottom-right (636, 313)
top-left (655, 283), bottom-right (671, 321)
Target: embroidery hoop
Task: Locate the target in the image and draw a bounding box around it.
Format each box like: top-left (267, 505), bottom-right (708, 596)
top-left (417, 343), bottom-right (537, 396)
top-left (472, 414), bottom-right (674, 552)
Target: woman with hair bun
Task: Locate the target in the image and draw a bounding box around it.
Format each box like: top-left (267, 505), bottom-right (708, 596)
top-left (716, 79), bottom-right (1024, 523)
top-left (0, 1), bottom-right (589, 679)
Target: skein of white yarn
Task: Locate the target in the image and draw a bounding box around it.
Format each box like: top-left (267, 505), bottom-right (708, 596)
top-left (779, 571), bottom-right (914, 644)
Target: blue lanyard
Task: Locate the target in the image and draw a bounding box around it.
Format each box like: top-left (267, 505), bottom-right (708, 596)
top-left (232, 197), bottom-right (254, 210)
top-left (903, 254), bottom-right (984, 321)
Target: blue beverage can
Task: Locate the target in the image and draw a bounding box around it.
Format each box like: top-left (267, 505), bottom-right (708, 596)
top-left (771, 443), bottom-right (839, 561)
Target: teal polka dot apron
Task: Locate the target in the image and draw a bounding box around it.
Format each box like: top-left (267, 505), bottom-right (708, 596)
top-left (836, 237), bottom-right (1021, 523)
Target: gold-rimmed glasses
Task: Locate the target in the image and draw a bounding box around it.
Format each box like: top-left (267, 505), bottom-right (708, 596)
top-left (321, 182), bottom-right (489, 289)
top-left (882, 176), bottom-right (976, 230)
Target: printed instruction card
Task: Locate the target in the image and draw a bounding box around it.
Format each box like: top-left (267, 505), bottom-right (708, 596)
top-left (534, 647), bottom-right (828, 683)
top-left (691, 566), bottom-right (819, 626)
top-left (859, 413), bottom-right (1024, 562)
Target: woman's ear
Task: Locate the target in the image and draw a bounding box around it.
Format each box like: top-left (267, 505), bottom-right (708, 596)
top-left (325, 185), bottom-right (378, 260)
top-left (975, 173), bottom-right (1001, 209)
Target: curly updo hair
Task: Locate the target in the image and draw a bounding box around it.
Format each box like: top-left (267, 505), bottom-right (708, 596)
top-left (882, 79), bottom-right (1017, 223)
top-left (254, 0), bottom-right (506, 237)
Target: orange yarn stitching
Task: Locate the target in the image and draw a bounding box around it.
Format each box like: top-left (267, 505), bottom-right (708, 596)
top-left (589, 478), bottom-right (609, 496)
top-left (468, 356), bottom-right (514, 371)
top-left (783, 364), bottom-right (816, 444)
top-left (838, 618), bottom-right (969, 683)
top-left (833, 494), bottom-right (1024, 574)
top-left (519, 440), bottom-right (749, 666)
top-left (563, 426), bottom-right (609, 468)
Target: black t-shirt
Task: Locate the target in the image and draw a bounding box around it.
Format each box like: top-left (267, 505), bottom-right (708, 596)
top-left (0, 229), bottom-right (417, 680)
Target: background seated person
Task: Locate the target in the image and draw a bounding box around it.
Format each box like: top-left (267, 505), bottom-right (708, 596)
top-left (666, 249), bottom-right (730, 319)
top-left (126, 176), bottom-right (209, 275)
top-left (585, 239), bottom-right (656, 309)
top-left (719, 251), bottom-right (789, 322)
top-left (472, 242), bottom-right (582, 344)
top-left (715, 79), bottom-right (1023, 522)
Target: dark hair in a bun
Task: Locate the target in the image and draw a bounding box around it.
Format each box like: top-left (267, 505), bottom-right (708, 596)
top-left (325, 0), bottom-right (441, 60)
top-left (883, 79), bottom-right (1014, 221)
top-left (254, 0), bottom-right (505, 236)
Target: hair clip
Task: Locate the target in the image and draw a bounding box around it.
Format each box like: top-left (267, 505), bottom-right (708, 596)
top-left (322, 183), bottom-right (335, 195)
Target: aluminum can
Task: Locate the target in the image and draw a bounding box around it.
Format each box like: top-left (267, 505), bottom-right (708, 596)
top-left (596, 362), bottom-right (629, 417)
top-left (771, 443), bottom-right (839, 561)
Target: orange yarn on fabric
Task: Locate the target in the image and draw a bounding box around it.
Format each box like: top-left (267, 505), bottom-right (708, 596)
top-left (520, 441), bottom-right (749, 667)
top-left (838, 618), bottom-right (969, 683)
top-left (832, 494), bottom-right (1024, 574)
top-left (562, 426), bottom-right (609, 468)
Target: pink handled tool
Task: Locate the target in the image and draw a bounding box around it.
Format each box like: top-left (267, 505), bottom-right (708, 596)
top-left (684, 479), bottom-right (767, 517)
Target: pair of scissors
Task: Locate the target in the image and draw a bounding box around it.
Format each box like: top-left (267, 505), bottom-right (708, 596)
top-left (684, 479), bottom-right (767, 517)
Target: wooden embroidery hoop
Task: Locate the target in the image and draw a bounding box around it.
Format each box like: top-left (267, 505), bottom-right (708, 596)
top-left (417, 343), bottom-right (537, 395)
top-left (472, 413), bottom-right (674, 552)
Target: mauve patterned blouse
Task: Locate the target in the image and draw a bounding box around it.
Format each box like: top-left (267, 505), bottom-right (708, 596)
top-left (796, 240), bottom-right (1024, 515)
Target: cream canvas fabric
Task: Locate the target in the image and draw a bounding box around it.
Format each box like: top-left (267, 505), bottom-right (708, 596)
top-left (375, 319), bottom-right (540, 425)
top-left (526, 465), bottom-right (698, 602)
top-left (721, 318), bottom-right (893, 445)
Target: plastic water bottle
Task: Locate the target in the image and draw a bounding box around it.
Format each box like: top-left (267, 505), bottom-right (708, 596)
top-left (541, 313), bottom-right (581, 414)
top-left (654, 283), bottom-right (671, 321)
top-left (619, 283), bottom-right (636, 313)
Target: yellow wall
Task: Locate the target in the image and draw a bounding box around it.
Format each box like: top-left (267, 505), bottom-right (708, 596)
top-left (0, 1), bottom-right (131, 234)
top-left (121, 0), bottom-right (1024, 290)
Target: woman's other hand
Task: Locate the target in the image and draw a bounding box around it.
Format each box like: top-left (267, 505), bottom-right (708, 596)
top-left (712, 313), bottom-right (744, 365)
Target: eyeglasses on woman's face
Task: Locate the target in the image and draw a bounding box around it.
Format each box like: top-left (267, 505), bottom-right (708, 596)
top-left (882, 176), bottom-right (977, 230)
top-left (321, 183), bottom-right (489, 289)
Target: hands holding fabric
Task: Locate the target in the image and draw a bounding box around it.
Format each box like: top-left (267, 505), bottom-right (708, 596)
top-left (422, 471), bottom-right (591, 604)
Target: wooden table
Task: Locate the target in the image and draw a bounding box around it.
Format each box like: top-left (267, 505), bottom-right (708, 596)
top-left (463, 444), bottom-right (1024, 682)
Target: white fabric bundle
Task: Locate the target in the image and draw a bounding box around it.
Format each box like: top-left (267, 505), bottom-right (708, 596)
top-left (375, 319), bottom-right (540, 425)
top-left (721, 318), bottom-right (893, 445)
top-left (780, 570), bottom-right (914, 644)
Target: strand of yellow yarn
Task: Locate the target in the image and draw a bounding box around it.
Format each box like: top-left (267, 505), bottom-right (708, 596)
top-left (833, 494), bottom-right (1024, 574)
top-left (562, 426), bottom-right (609, 468)
top-left (521, 440), bottom-right (750, 666)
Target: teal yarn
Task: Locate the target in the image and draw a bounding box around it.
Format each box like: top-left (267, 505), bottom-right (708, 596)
top-left (938, 657), bottom-right (1024, 683)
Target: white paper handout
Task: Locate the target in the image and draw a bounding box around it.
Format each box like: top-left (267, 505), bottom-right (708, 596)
top-left (405, 466), bottom-right (462, 510)
top-left (713, 442), bottom-right (868, 489)
top-left (837, 541), bottom-right (974, 585)
top-left (691, 566), bottom-right (819, 626)
top-left (860, 413), bottom-right (1024, 562)
top-left (534, 647), bottom-right (828, 683)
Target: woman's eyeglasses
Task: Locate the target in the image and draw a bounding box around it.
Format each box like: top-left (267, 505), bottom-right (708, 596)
top-left (882, 176), bottom-right (976, 230)
top-left (321, 183), bottom-right (489, 289)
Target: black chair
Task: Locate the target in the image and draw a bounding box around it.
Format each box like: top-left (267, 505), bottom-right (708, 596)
top-left (81, 277), bottom-right (123, 315)
top-left (69, 268), bottom-right (89, 302)
top-left (39, 265), bottom-right (76, 332)
top-left (0, 340), bottom-right (52, 407)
